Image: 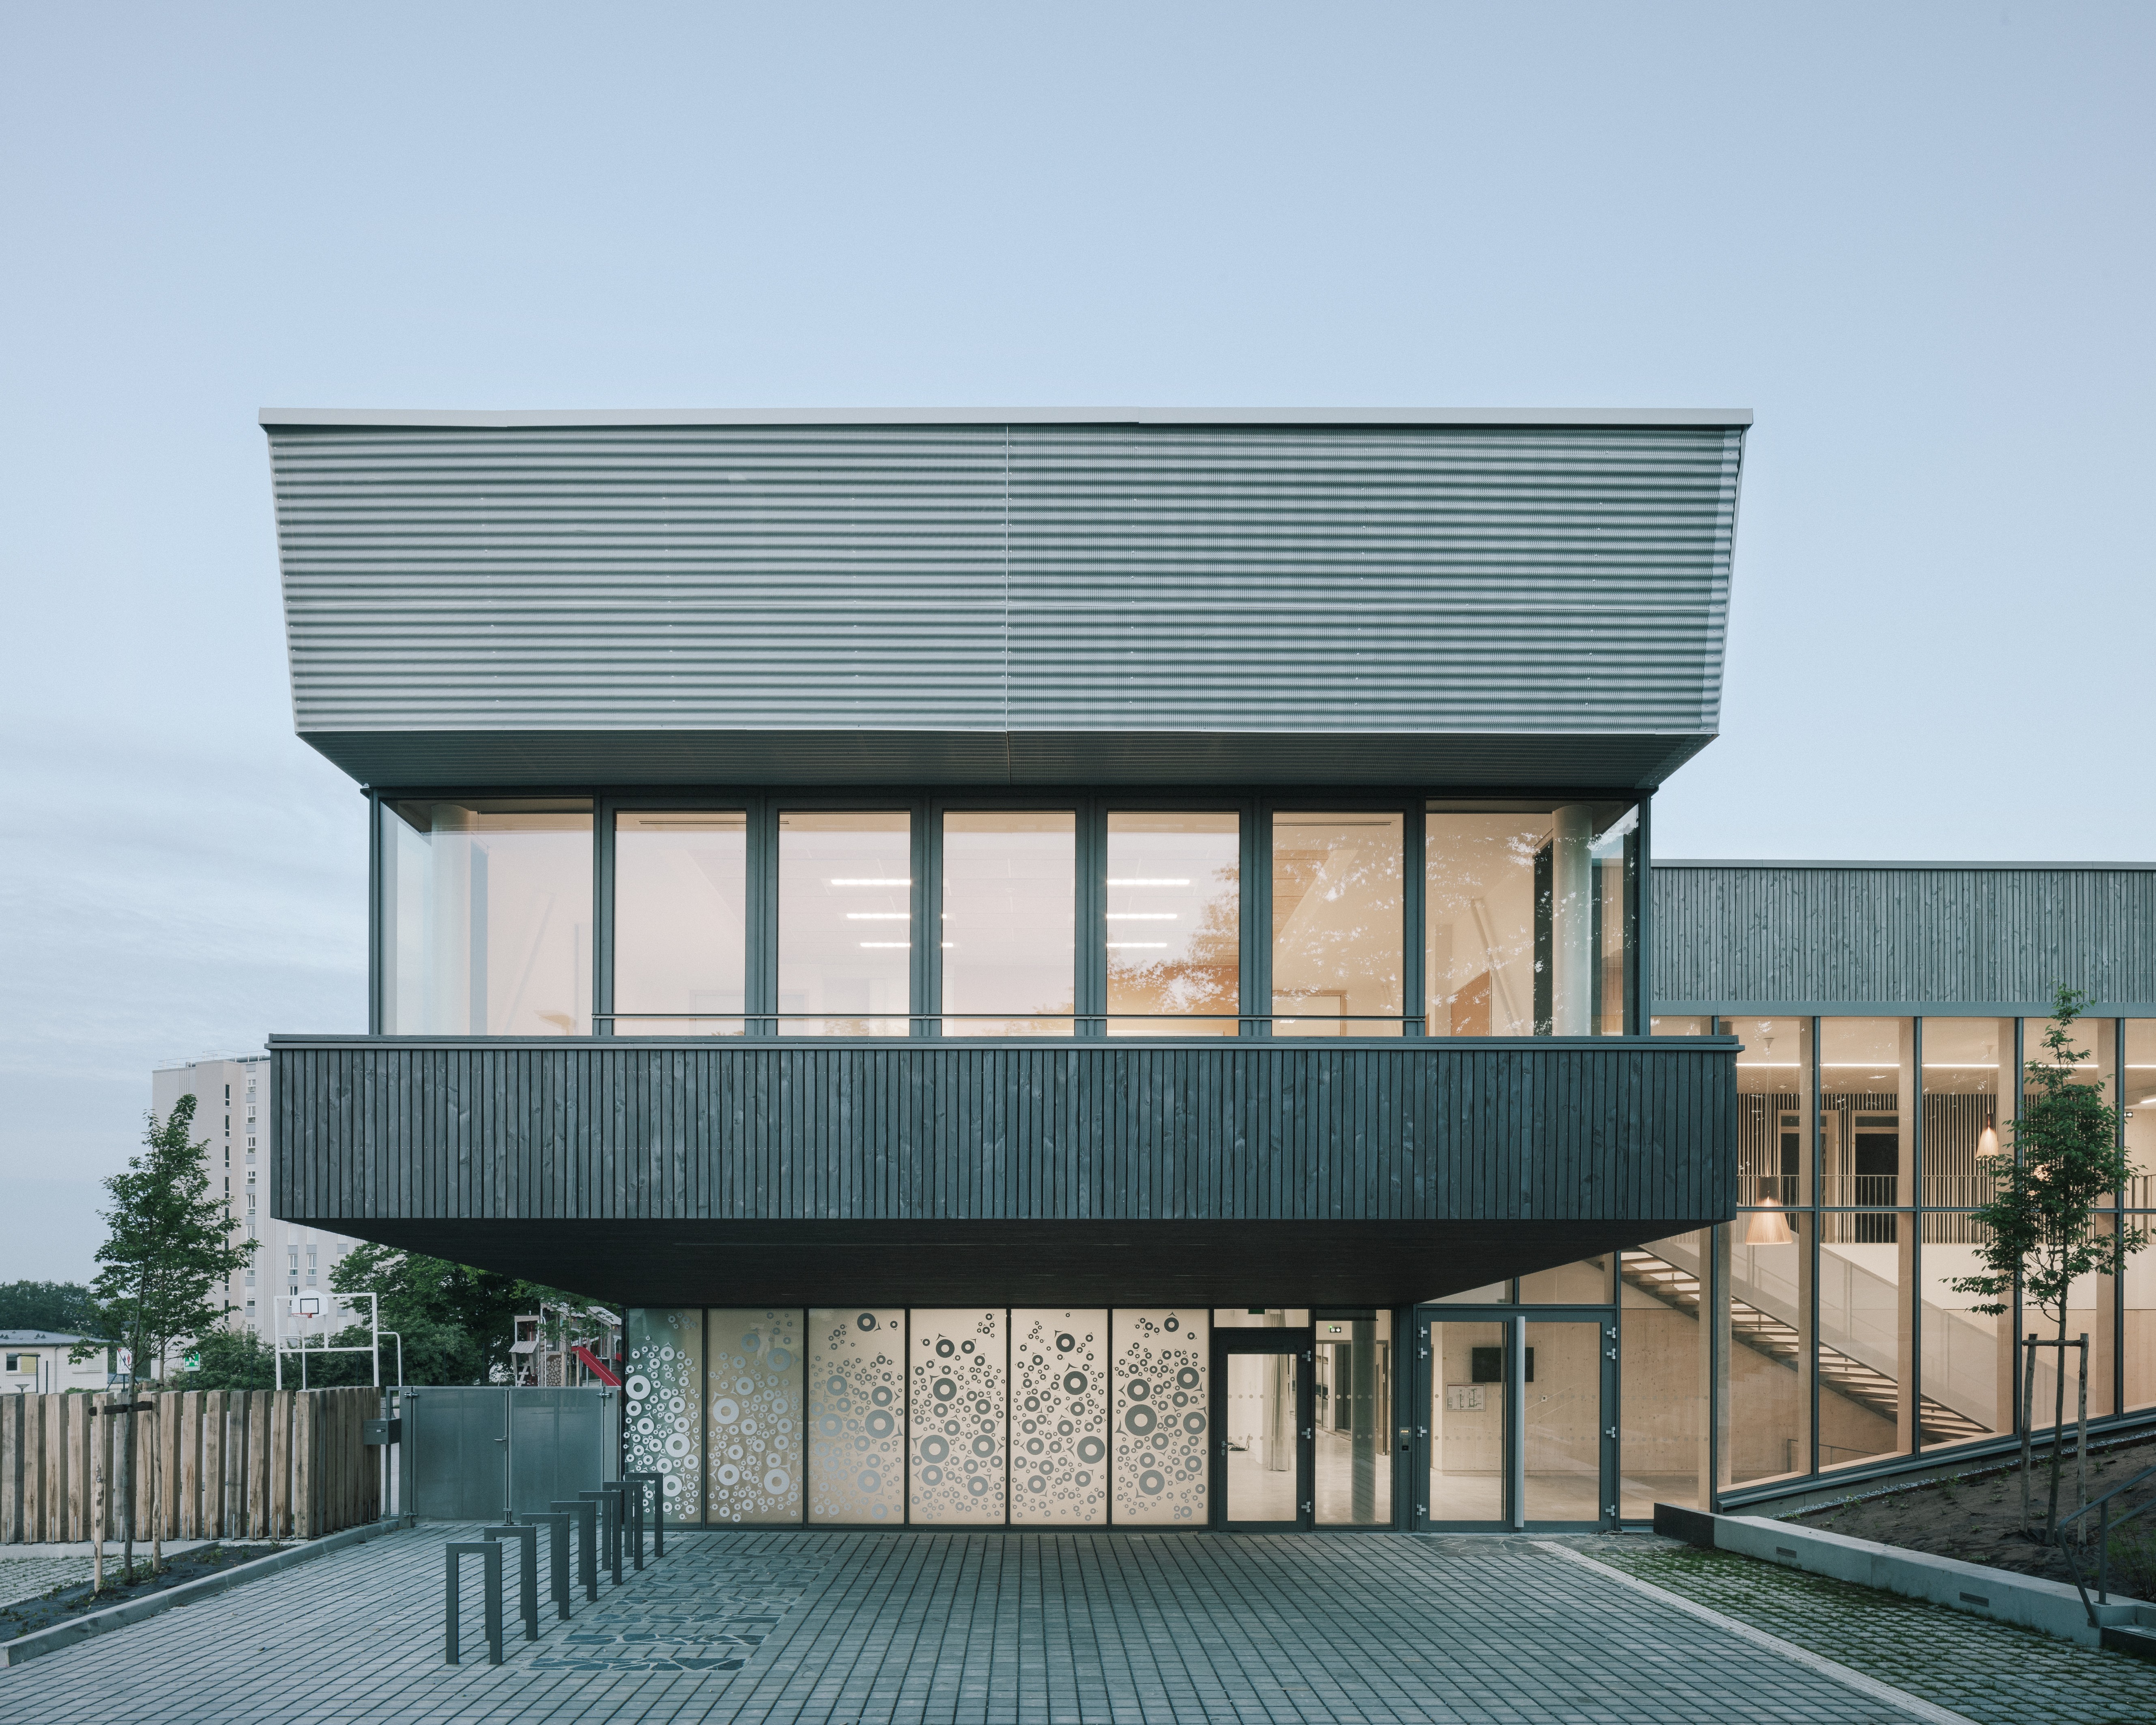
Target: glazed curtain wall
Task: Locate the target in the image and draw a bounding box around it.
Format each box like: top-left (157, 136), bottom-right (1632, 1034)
top-left (375, 796), bottom-right (1642, 1038)
top-left (626, 1307), bottom-right (1211, 1526)
top-left (1635, 1014), bottom-right (2156, 1508)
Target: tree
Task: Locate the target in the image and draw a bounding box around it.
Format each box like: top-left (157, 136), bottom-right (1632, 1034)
top-left (1950, 986), bottom-right (2145, 1538)
top-left (75, 1094), bottom-right (251, 1581)
top-left (179, 1324), bottom-right (277, 1392)
top-left (323, 1242), bottom-right (599, 1385)
top-left (0, 1280), bottom-right (99, 1334)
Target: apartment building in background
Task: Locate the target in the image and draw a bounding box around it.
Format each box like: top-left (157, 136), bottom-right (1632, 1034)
top-left (152, 1055), bottom-right (362, 1340)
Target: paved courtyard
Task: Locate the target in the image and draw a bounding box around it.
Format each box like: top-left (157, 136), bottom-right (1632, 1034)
top-left (4, 1525), bottom-right (2154, 1725)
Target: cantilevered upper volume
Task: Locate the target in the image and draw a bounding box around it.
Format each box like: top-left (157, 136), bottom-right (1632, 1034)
top-left (259, 409), bottom-right (1748, 789)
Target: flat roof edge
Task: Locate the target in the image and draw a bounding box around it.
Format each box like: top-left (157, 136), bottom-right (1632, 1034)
top-left (258, 406), bottom-right (1756, 431)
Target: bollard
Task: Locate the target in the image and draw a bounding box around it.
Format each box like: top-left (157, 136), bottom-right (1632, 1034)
top-left (483, 1524), bottom-right (541, 1642)
top-left (623, 1471), bottom-right (666, 1557)
top-left (445, 1541), bottom-right (504, 1666)
top-left (527, 1511), bottom-right (574, 1620)
top-left (550, 1499), bottom-right (600, 1603)
top-left (580, 1487), bottom-right (624, 1587)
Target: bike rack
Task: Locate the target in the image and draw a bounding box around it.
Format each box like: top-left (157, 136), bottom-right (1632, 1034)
top-left (580, 1485), bottom-right (626, 1586)
top-left (525, 1510), bottom-right (574, 1620)
top-left (623, 1469), bottom-right (666, 1557)
top-left (444, 1541), bottom-right (504, 1665)
top-left (482, 1524), bottom-right (541, 1642)
top-left (551, 1497), bottom-right (601, 1602)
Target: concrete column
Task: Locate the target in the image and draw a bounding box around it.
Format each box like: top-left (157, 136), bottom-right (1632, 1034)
top-left (1550, 806), bottom-right (1595, 1036)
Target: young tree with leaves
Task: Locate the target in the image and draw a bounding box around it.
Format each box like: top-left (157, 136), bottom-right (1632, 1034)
top-left (75, 1094), bottom-right (251, 1582)
top-left (1950, 986), bottom-right (2144, 1538)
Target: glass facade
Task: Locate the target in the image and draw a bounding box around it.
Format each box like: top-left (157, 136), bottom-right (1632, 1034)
top-left (1424, 803), bottom-right (1636, 1037)
top-left (614, 810), bottom-right (747, 1033)
top-left (1271, 813), bottom-right (1404, 1036)
top-left (942, 812), bottom-right (1075, 1035)
top-left (778, 811), bottom-right (912, 1035)
top-left (374, 793), bottom-right (1647, 1037)
top-left (381, 799), bottom-right (593, 1035)
top-left (1105, 812), bottom-right (1240, 1036)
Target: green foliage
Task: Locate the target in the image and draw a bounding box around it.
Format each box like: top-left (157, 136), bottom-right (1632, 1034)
top-left (178, 1325), bottom-right (277, 1391)
top-left (75, 1095), bottom-right (251, 1385)
top-left (1950, 986), bottom-right (2145, 1328)
top-left (0, 1280), bottom-right (99, 1335)
top-left (318, 1241), bottom-right (600, 1386)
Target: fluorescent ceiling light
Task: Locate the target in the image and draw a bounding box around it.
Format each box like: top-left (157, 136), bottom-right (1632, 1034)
top-left (1106, 913), bottom-right (1177, 921)
top-left (1108, 942), bottom-right (1168, 949)
top-left (858, 942), bottom-right (910, 949)
top-left (1107, 878), bottom-right (1190, 886)
top-left (831, 878), bottom-right (910, 886)
top-left (845, 913), bottom-right (909, 921)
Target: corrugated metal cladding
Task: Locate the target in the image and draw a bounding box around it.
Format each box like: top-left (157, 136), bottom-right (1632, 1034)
top-left (1652, 864), bottom-right (2156, 1011)
top-left (265, 421), bottom-right (1742, 787)
top-left (270, 1038), bottom-right (1736, 1226)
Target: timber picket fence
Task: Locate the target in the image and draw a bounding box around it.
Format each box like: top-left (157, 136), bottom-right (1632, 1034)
top-left (0, 1387), bottom-right (380, 1543)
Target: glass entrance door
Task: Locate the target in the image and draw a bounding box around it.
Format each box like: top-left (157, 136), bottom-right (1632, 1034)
top-left (1421, 1312), bottom-right (1612, 1529)
top-left (1213, 1332), bottom-right (1311, 1528)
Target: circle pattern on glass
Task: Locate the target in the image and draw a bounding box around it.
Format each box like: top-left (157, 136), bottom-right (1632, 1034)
top-left (1010, 1312), bottom-right (1104, 1525)
top-left (704, 1309), bottom-right (802, 1525)
top-left (911, 1312), bottom-right (1005, 1523)
top-left (1113, 1312), bottom-right (1208, 1524)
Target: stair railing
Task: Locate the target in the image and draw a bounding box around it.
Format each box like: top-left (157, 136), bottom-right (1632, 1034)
top-left (2057, 1460), bottom-right (2156, 1623)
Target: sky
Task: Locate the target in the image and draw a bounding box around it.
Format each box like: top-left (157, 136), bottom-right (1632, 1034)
top-left (1, 4), bottom-right (2151, 1283)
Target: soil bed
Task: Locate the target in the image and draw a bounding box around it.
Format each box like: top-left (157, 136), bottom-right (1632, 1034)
top-left (0, 1543), bottom-right (283, 1642)
top-left (1791, 1433), bottom-right (2156, 1592)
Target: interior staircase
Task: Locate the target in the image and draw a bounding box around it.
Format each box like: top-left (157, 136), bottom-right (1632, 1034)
top-left (1621, 1249), bottom-right (1990, 1445)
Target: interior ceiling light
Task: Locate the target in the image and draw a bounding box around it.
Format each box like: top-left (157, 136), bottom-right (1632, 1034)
top-left (845, 913), bottom-right (908, 920)
top-left (831, 878), bottom-right (910, 886)
top-left (1107, 942), bottom-right (1168, 949)
top-left (1107, 878), bottom-right (1189, 886)
top-left (858, 942), bottom-right (910, 949)
top-left (1106, 913), bottom-right (1176, 921)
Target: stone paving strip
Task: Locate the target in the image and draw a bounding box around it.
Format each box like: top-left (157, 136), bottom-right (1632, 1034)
top-left (0, 1557), bottom-right (95, 1610)
top-left (1573, 1534), bottom-right (2156, 1725)
top-left (0, 1523), bottom-right (2093, 1725)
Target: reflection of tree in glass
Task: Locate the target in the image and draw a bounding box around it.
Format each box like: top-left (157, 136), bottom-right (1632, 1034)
top-left (1272, 824), bottom-right (1403, 1022)
top-left (1109, 861), bottom-right (1240, 1022)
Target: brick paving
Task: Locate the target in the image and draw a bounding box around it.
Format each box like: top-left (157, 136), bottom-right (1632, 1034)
top-left (0, 1523), bottom-right (2133, 1724)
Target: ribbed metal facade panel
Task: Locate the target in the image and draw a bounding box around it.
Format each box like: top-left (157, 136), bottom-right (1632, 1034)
top-left (271, 1037), bottom-right (1736, 1226)
top-left (1005, 426), bottom-right (1739, 733)
top-left (267, 422), bottom-right (1742, 781)
top-left (1651, 864), bottom-right (2156, 1010)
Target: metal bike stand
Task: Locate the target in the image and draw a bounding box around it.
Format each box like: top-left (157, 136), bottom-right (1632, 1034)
top-left (526, 1510), bottom-right (574, 1620)
top-left (482, 1524), bottom-right (541, 1641)
top-left (550, 1498), bottom-right (601, 1603)
top-left (445, 1541), bottom-right (504, 1666)
top-left (623, 1469), bottom-right (666, 1557)
top-left (580, 1486), bottom-right (625, 1586)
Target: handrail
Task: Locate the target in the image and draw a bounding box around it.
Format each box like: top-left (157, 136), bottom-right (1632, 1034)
top-left (2056, 1460), bottom-right (2156, 1622)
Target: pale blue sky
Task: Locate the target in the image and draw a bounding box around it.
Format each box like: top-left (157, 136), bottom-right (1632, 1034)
top-left (2, 4), bottom-right (2150, 1280)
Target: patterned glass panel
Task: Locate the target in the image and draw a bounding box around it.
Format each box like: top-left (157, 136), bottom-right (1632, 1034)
top-left (806, 1309), bottom-right (905, 1523)
top-left (1009, 1309), bottom-right (1107, 1525)
top-left (909, 1309), bottom-right (1006, 1523)
top-left (624, 1308), bottom-right (703, 1522)
top-left (704, 1308), bottom-right (803, 1524)
top-left (1111, 1309), bottom-right (1209, 1525)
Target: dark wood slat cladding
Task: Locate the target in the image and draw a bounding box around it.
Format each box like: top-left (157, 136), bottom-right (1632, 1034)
top-left (271, 1037), bottom-right (1735, 1226)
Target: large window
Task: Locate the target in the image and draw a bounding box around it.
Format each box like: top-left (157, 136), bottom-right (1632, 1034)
top-left (375, 789), bottom-right (1652, 1039)
top-left (778, 811), bottom-right (912, 1036)
top-left (1271, 812), bottom-right (1404, 1037)
top-left (1425, 803), bottom-right (1635, 1037)
top-left (941, 811), bottom-right (1075, 1036)
top-left (1106, 812), bottom-right (1240, 1037)
top-left (380, 799), bottom-right (592, 1035)
top-left (614, 810), bottom-right (747, 1034)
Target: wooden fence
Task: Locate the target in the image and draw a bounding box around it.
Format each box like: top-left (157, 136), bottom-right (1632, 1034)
top-left (0, 1388), bottom-right (380, 1543)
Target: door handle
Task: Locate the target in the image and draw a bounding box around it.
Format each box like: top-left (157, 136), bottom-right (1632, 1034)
top-left (1301, 1428), bottom-right (1313, 1440)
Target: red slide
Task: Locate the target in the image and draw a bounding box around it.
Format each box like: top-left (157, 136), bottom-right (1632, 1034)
top-left (572, 1344), bottom-right (621, 1387)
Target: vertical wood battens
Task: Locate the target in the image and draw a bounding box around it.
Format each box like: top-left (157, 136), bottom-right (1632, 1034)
top-left (269, 1039), bottom-right (1735, 1228)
